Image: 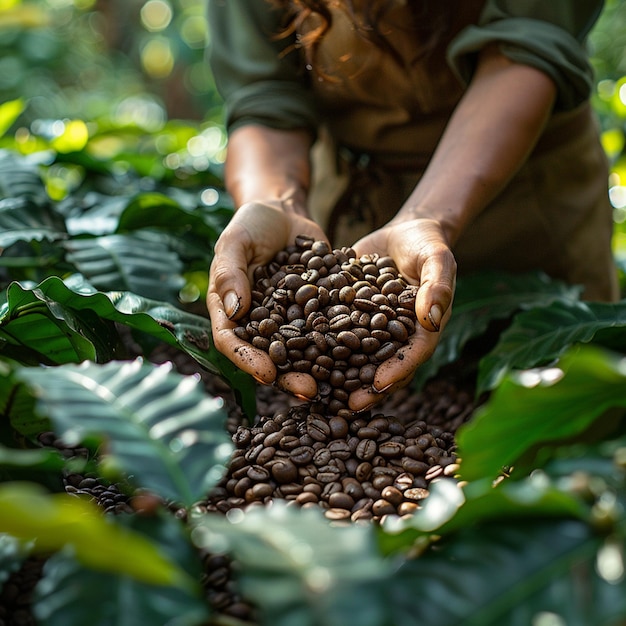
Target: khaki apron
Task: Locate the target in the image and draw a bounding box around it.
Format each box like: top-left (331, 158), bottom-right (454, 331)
top-left (303, 1), bottom-right (619, 302)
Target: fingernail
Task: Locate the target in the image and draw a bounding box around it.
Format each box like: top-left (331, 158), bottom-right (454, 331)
top-left (372, 381), bottom-right (394, 394)
top-left (427, 304), bottom-right (442, 331)
top-left (224, 291), bottom-right (241, 319)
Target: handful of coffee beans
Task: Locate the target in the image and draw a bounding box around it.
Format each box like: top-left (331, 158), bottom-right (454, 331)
top-left (233, 235), bottom-right (419, 413)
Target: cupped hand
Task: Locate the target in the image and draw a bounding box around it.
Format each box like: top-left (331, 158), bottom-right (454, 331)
top-left (348, 218), bottom-right (457, 411)
top-left (207, 200), bottom-right (327, 398)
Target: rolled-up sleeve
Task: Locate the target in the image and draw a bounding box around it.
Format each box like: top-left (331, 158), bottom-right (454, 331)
top-left (447, 0), bottom-right (605, 110)
top-left (207, 0), bottom-right (318, 132)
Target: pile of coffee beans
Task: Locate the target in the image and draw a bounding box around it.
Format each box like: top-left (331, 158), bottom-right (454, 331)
top-left (202, 401), bottom-right (458, 523)
top-left (233, 235), bottom-right (419, 413)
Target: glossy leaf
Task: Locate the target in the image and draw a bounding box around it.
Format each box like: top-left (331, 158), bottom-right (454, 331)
top-left (477, 298), bottom-right (626, 395)
top-left (0, 195), bottom-right (67, 249)
top-left (63, 233), bottom-right (185, 302)
top-left (194, 504), bottom-right (391, 626)
top-left (116, 191), bottom-right (221, 245)
top-left (388, 520), bottom-right (624, 626)
top-left (0, 533), bottom-right (30, 588)
top-left (0, 98), bottom-right (25, 138)
top-left (379, 476), bottom-right (588, 555)
top-left (458, 345), bottom-right (626, 482)
top-left (17, 359), bottom-right (233, 506)
top-left (413, 271), bottom-right (580, 390)
top-left (0, 482), bottom-right (189, 588)
top-left (33, 513), bottom-right (209, 626)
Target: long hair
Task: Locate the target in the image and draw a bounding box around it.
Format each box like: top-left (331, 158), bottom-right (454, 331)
top-left (271, 1), bottom-right (457, 73)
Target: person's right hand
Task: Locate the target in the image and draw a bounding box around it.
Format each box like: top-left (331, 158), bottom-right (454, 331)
top-left (207, 200), bottom-right (327, 398)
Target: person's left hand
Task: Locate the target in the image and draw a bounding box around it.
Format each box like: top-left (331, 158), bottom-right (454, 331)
top-left (347, 217), bottom-right (457, 411)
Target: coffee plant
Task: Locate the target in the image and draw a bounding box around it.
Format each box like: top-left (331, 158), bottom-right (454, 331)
top-left (0, 120), bottom-right (624, 626)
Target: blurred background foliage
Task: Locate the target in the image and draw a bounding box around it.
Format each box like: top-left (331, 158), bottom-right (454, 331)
top-left (1, 0), bottom-right (626, 266)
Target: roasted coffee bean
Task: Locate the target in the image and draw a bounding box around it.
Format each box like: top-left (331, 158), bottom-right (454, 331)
top-left (307, 416), bottom-right (331, 441)
top-left (328, 492), bottom-right (355, 511)
top-left (328, 415), bottom-right (349, 439)
top-left (372, 499), bottom-right (396, 517)
top-left (381, 485), bottom-right (404, 506)
top-left (271, 459), bottom-right (298, 483)
top-left (247, 465), bottom-right (270, 482)
top-left (404, 487), bottom-right (430, 501)
top-left (325, 508), bottom-right (351, 521)
top-left (256, 446), bottom-right (276, 466)
top-left (356, 439), bottom-right (377, 461)
top-left (402, 458), bottom-right (430, 475)
top-left (291, 446), bottom-right (315, 465)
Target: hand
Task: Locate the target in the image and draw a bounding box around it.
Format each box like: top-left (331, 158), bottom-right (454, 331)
top-left (348, 217), bottom-right (457, 411)
top-left (207, 200), bottom-right (327, 397)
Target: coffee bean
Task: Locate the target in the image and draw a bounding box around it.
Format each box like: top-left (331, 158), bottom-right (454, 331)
top-left (247, 465), bottom-right (270, 482)
top-left (404, 487), bottom-right (430, 501)
top-left (271, 459), bottom-right (298, 483)
top-left (372, 499), bottom-right (396, 517)
top-left (328, 492), bottom-right (355, 510)
top-left (307, 417), bottom-right (331, 441)
top-left (325, 508), bottom-right (351, 521)
top-left (291, 446), bottom-right (314, 465)
top-left (356, 439), bottom-right (377, 461)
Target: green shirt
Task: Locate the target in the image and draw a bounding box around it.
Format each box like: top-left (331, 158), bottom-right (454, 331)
top-left (207, 0), bottom-right (604, 135)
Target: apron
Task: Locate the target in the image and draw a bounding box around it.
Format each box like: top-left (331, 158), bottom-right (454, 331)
top-left (303, 1), bottom-right (619, 302)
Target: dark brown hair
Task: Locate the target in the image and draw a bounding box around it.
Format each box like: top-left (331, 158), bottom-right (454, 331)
top-left (272, 1), bottom-right (457, 71)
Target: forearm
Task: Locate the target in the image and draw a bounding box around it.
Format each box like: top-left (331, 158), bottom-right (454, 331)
top-left (397, 46), bottom-right (557, 245)
top-left (224, 124), bottom-right (314, 217)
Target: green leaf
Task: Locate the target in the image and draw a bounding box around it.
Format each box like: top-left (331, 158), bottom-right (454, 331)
top-left (17, 359), bottom-right (233, 506)
top-left (388, 520), bottom-right (624, 626)
top-left (0, 149), bottom-right (52, 207)
top-left (33, 514), bottom-right (210, 626)
top-left (194, 504), bottom-right (391, 626)
top-left (0, 280), bottom-right (101, 365)
top-left (0, 482), bottom-right (190, 588)
top-left (0, 444), bottom-right (65, 473)
top-left (458, 345), bottom-right (626, 482)
top-left (0, 195), bottom-right (67, 248)
top-left (116, 191), bottom-right (220, 243)
top-left (0, 275), bottom-right (258, 417)
top-left (63, 233), bottom-right (185, 302)
top-left (0, 533), bottom-right (31, 588)
top-left (412, 271), bottom-right (581, 390)
top-left (379, 476), bottom-right (588, 555)
top-left (477, 298), bottom-right (626, 395)
top-left (0, 99), bottom-right (25, 138)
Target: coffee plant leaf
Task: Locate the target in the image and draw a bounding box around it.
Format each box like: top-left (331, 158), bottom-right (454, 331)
top-left (0, 98), bottom-right (25, 138)
top-left (0, 365), bottom-right (52, 440)
top-left (477, 298), bottom-right (626, 394)
top-left (388, 519), bottom-right (624, 626)
top-left (0, 444), bottom-right (66, 477)
top-left (458, 345), bottom-right (626, 482)
top-left (34, 551), bottom-right (209, 626)
top-left (63, 233), bottom-right (186, 303)
top-left (16, 359), bottom-right (233, 506)
top-left (194, 503), bottom-right (391, 626)
top-left (0, 275), bottom-right (210, 373)
top-left (0, 149), bottom-right (51, 207)
top-left (0, 196), bottom-right (68, 248)
top-left (0, 280), bottom-right (101, 365)
top-left (0, 482), bottom-right (191, 589)
top-left (412, 271), bottom-right (581, 390)
top-left (379, 475), bottom-right (588, 555)
top-left (0, 534), bottom-right (31, 588)
top-left (116, 190), bottom-right (223, 246)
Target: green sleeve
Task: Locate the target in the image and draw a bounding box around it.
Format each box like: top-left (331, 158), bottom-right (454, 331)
top-left (207, 0), bottom-right (318, 132)
top-left (447, 0), bottom-right (605, 110)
